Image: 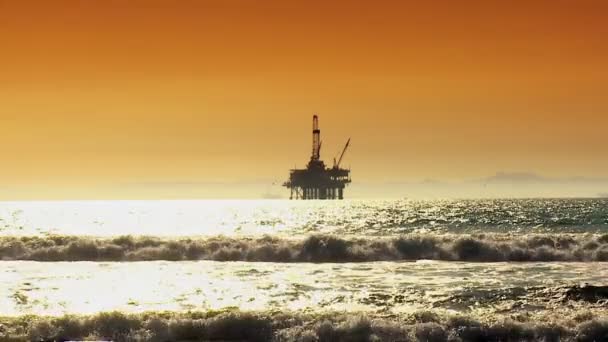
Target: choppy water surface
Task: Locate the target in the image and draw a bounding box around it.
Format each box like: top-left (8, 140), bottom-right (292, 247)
top-left (0, 199), bottom-right (607, 340)
top-left (2, 260), bottom-right (607, 316)
top-left (1, 199), bottom-right (607, 237)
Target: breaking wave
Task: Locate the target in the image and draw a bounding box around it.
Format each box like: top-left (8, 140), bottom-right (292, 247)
top-left (1, 309), bottom-right (606, 341)
top-left (1, 233), bottom-right (608, 262)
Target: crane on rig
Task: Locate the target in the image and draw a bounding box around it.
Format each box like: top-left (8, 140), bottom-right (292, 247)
top-left (333, 138), bottom-right (350, 169)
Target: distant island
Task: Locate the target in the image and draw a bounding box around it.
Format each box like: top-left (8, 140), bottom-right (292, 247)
top-left (598, 193), bottom-right (608, 198)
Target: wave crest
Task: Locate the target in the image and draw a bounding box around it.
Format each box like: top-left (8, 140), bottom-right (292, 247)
top-left (1, 310), bottom-right (605, 341)
top-left (1, 233), bottom-right (608, 262)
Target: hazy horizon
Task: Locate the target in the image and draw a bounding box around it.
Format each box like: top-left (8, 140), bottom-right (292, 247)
top-left (1, 171), bottom-right (607, 200)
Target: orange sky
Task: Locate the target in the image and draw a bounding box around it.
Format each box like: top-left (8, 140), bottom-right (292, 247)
top-left (0, 0), bottom-right (607, 198)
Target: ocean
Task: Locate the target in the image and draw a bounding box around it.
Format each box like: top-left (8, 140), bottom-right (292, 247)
top-left (0, 199), bottom-right (607, 341)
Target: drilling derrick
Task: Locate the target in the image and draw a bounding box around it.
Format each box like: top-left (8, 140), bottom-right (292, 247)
top-left (283, 115), bottom-right (351, 200)
top-left (312, 115), bottom-right (320, 161)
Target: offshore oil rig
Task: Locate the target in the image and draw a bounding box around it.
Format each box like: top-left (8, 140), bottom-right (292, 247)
top-left (283, 115), bottom-right (351, 199)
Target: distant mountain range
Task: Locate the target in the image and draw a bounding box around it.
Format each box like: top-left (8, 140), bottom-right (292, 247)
top-left (477, 172), bottom-right (608, 185)
top-left (351, 172), bottom-right (608, 199)
top-left (480, 172), bottom-right (547, 184)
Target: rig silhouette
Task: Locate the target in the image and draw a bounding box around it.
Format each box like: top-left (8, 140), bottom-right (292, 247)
top-left (283, 115), bottom-right (351, 199)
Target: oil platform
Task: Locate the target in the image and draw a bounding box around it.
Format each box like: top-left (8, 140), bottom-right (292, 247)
top-left (283, 115), bottom-right (351, 200)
